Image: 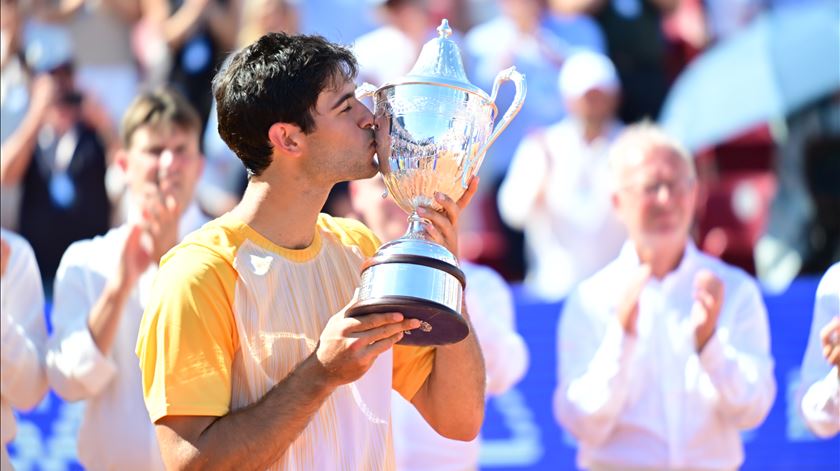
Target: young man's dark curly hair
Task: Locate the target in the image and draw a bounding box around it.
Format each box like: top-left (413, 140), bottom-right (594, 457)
top-left (212, 33), bottom-right (359, 176)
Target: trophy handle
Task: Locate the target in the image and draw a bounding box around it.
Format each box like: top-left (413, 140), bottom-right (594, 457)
top-left (461, 67), bottom-right (527, 188)
top-left (356, 82), bottom-right (378, 101)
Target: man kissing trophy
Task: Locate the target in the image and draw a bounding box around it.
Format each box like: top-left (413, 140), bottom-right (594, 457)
top-left (349, 20), bottom-right (526, 346)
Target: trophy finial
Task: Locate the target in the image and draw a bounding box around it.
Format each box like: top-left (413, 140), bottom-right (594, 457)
top-left (437, 19), bottom-right (452, 39)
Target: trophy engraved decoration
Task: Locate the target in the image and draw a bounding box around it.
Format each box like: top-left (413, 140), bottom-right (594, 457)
top-left (347, 19), bottom-right (526, 346)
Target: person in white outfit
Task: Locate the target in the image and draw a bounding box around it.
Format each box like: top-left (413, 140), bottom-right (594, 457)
top-left (498, 50), bottom-right (626, 301)
top-left (797, 262), bottom-right (840, 438)
top-left (349, 174), bottom-right (530, 471)
top-left (554, 123), bottom-right (776, 471)
top-left (1, 229), bottom-right (48, 469)
top-left (45, 88), bottom-right (206, 471)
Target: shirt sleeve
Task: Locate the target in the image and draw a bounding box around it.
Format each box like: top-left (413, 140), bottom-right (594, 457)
top-left (497, 133), bottom-right (548, 230)
top-left (136, 245), bottom-right (239, 423)
top-left (464, 264), bottom-right (528, 395)
top-left (0, 231), bottom-right (48, 411)
top-left (554, 287), bottom-right (638, 447)
top-left (698, 275), bottom-right (776, 430)
top-left (797, 264), bottom-right (840, 438)
top-left (392, 344), bottom-right (435, 402)
top-left (46, 241), bottom-right (118, 401)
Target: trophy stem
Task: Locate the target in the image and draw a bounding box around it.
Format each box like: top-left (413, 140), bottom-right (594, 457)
top-left (404, 211), bottom-right (431, 240)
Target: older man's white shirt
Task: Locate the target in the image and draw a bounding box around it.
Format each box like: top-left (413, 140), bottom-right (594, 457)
top-left (555, 242), bottom-right (776, 471)
top-left (45, 204), bottom-right (206, 471)
top-left (392, 262), bottom-right (529, 471)
top-left (797, 262), bottom-right (840, 438)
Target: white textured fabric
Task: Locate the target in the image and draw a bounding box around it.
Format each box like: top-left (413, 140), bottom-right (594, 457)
top-left (498, 118), bottom-right (626, 301)
top-left (0, 229), bottom-right (48, 445)
top-left (45, 205), bottom-right (206, 471)
top-left (797, 262), bottom-right (840, 438)
top-left (555, 242), bottom-right (776, 471)
top-left (229, 234), bottom-right (394, 470)
top-left (391, 262), bottom-right (529, 471)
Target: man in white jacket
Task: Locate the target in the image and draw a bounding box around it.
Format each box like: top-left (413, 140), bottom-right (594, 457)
top-left (349, 175), bottom-right (530, 471)
top-left (554, 123), bottom-right (776, 471)
top-left (45, 88), bottom-right (205, 471)
top-left (1, 229), bottom-right (49, 468)
top-left (797, 262), bottom-right (839, 438)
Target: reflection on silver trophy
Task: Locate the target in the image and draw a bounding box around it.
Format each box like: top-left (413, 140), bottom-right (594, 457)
top-left (347, 19), bottom-right (526, 346)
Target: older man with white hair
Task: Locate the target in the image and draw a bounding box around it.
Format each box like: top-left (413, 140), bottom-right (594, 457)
top-left (498, 50), bottom-right (626, 301)
top-left (554, 123), bottom-right (776, 471)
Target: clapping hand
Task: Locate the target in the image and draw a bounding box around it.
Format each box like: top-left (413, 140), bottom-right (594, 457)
top-left (691, 269), bottom-right (725, 352)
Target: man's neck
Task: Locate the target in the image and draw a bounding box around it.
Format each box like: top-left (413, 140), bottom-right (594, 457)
top-left (634, 239), bottom-right (687, 279)
top-left (581, 118), bottom-right (608, 144)
top-left (232, 177), bottom-right (330, 250)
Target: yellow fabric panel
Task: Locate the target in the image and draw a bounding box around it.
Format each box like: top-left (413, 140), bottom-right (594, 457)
top-left (318, 214), bottom-right (382, 258)
top-left (136, 232), bottom-right (240, 423)
top-left (392, 343), bottom-right (436, 401)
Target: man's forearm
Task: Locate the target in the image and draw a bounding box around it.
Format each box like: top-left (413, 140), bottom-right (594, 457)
top-left (412, 308), bottom-right (486, 441)
top-left (159, 352), bottom-right (336, 471)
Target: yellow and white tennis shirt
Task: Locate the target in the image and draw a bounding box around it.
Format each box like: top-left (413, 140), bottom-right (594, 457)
top-left (136, 213), bottom-right (435, 470)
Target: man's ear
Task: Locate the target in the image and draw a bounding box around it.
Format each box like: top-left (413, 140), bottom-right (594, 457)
top-left (268, 122), bottom-right (304, 156)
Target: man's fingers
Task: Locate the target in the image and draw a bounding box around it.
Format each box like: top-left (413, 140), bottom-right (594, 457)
top-left (343, 311), bottom-right (405, 332)
top-left (363, 331), bottom-right (405, 357)
top-left (417, 207), bottom-right (453, 245)
top-left (434, 191), bottom-right (459, 226)
top-left (356, 318), bottom-right (420, 343)
top-left (826, 345), bottom-right (840, 366)
top-left (456, 176), bottom-right (479, 210)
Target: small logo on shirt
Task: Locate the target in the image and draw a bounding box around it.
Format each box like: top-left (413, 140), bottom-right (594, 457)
top-left (250, 254), bottom-right (274, 276)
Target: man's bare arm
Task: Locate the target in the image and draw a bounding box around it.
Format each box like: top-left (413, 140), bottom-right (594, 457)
top-left (154, 311), bottom-right (420, 471)
top-left (411, 305), bottom-right (486, 441)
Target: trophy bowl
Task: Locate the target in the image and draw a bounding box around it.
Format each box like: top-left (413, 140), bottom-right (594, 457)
top-left (346, 20), bottom-right (526, 346)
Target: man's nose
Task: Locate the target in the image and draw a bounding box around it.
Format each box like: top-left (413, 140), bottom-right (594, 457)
top-left (654, 183), bottom-right (673, 204)
top-left (360, 106), bottom-right (375, 130)
top-left (159, 150), bottom-right (177, 177)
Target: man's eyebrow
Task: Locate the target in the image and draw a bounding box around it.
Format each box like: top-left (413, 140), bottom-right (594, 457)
top-left (330, 92), bottom-right (355, 110)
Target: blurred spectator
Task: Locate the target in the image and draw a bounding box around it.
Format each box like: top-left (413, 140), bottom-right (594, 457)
top-left (464, 0), bottom-right (605, 185)
top-left (554, 123), bottom-right (775, 471)
top-left (348, 174), bottom-right (529, 471)
top-left (354, 0), bottom-right (441, 86)
top-left (36, 0), bottom-right (142, 128)
top-left (199, 0), bottom-right (298, 218)
top-left (756, 95), bottom-right (840, 292)
top-left (0, 35), bottom-right (112, 288)
top-left (1, 0), bottom-right (30, 231)
top-left (462, 0), bottom-right (604, 280)
top-left (0, 229), bottom-right (48, 469)
top-left (298, 0), bottom-right (378, 42)
top-left (45, 88), bottom-right (205, 471)
top-left (498, 50), bottom-right (625, 301)
top-left (550, 0), bottom-right (677, 123)
top-left (138, 0), bottom-right (242, 128)
top-left (797, 262), bottom-right (840, 438)
top-left (238, 0), bottom-right (298, 46)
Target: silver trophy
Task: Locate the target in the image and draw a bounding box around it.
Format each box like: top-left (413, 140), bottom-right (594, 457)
top-left (347, 20), bottom-right (526, 346)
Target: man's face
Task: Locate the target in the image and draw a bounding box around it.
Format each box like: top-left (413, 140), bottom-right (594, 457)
top-left (613, 146), bottom-right (697, 249)
top-left (303, 77), bottom-right (377, 184)
top-left (349, 175), bottom-right (406, 242)
top-left (568, 88), bottom-right (618, 124)
top-left (121, 124), bottom-right (203, 215)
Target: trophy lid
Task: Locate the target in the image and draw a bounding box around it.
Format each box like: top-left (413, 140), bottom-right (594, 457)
top-left (384, 19), bottom-right (489, 100)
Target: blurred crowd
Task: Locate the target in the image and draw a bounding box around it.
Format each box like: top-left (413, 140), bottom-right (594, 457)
top-left (1, 0), bottom-right (837, 294)
top-left (0, 0), bottom-right (838, 469)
